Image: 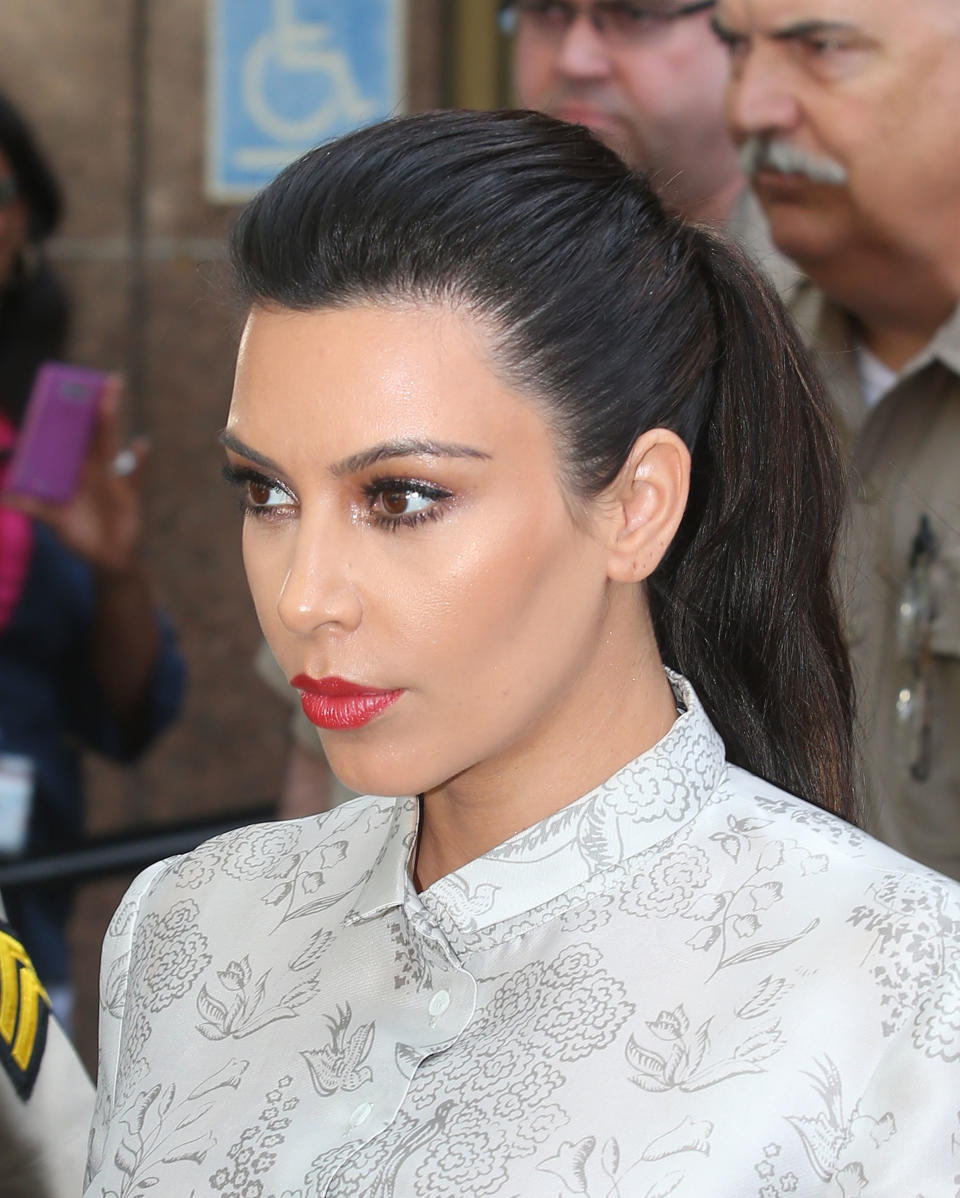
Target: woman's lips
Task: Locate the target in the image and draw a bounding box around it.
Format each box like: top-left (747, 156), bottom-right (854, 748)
top-left (290, 674), bottom-right (405, 730)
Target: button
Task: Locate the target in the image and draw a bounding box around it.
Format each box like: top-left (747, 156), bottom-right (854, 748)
top-left (349, 1102), bottom-right (372, 1128)
top-left (428, 989), bottom-right (451, 1018)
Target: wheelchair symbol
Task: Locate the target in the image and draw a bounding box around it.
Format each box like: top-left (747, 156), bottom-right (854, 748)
top-left (243, 0), bottom-right (379, 143)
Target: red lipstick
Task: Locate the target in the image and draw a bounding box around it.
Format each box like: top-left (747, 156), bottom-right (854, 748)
top-left (291, 675), bottom-right (404, 730)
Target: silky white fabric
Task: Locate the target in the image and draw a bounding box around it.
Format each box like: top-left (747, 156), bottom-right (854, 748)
top-left (85, 676), bottom-right (960, 1197)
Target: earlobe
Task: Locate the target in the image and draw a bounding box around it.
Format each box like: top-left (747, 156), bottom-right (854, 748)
top-left (606, 429), bottom-right (691, 583)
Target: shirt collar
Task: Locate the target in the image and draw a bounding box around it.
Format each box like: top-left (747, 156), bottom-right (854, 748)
top-left (348, 795), bottom-right (419, 921)
top-left (351, 673), bottom-right (726, 932)
top-left (797, 284), bottom-right (960, 391)
top-left (912, 301), bottom-right (960, 378)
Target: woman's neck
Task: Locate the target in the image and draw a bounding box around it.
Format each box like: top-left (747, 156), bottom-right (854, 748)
top-left (412, 596), bottom-right (677, 891)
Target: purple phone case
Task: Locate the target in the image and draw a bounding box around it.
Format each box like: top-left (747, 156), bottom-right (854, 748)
top-left (6, 362), bottom-right (108, 503)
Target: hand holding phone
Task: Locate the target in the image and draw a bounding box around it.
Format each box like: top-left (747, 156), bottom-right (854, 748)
top-left (2, 367), bottom-right (146, 574)
top-left (6, 362), bottom-right (109, 504)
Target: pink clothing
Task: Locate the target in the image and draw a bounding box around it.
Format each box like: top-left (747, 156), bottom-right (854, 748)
top-left (0, 411), bottom-right (33, 632)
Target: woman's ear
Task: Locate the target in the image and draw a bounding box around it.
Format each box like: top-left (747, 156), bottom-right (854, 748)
top-left (601, 428), bottom-right (691, 583)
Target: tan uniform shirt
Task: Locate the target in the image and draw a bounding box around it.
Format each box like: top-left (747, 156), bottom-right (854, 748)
top-left (789, 282), bottom-right (960, 880)
top-left (0, 905), bottom-right (94, 1196)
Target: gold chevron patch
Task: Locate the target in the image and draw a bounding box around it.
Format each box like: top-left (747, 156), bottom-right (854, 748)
top-left (0, 922), bottom-right (50, 1100)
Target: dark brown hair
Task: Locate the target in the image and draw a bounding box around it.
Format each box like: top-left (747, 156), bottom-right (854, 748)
top-left (231, 108), bottom-right (855, 821)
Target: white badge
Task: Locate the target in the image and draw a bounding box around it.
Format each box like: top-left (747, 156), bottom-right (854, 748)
top-left (0, 754), bottom-right (34, 857)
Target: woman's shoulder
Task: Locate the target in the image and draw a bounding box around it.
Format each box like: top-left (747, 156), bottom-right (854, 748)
top-left (719, 762), bottom-right (960, 902)
top-left (108, 794), bottom-right (400, 941)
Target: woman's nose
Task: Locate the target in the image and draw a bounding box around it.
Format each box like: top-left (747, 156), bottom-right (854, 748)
top-left (275, 519), bottom-right (363, 638)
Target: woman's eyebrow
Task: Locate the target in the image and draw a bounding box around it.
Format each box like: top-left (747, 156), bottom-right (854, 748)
top-left (218, 429), bottom-right (283, 473)
top-left (330, 439), bottom-right (492, 477)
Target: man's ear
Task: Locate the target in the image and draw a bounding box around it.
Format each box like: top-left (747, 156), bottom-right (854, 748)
top-left (601, 428), bottom-right (691, 583)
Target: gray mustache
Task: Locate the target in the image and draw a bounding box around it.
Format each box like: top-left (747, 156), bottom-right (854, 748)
top-left (740, 137), bottom-right (848, 187)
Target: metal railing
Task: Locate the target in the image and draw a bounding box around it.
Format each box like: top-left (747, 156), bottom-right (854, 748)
top-left (0, 804), bottom-right (276, 890)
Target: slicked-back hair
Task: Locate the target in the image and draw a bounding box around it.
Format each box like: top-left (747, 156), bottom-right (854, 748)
top-left (231, 109), bottom-right (855, 821)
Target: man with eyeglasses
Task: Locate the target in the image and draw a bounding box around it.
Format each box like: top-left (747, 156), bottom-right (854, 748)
top-left (499, 0), bottom-right (789, 280)
top-left (715, 0), bottom-right (960, 882)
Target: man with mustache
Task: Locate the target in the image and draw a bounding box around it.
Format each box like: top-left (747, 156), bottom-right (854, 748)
top-left (715, 0), bottom-right (960, 879)
top-left (498, 1), bottom-right (795, 284)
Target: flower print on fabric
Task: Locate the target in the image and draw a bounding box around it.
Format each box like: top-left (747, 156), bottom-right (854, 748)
top-left (909, 954), bottom-right (960, 1063)
top-left (751, 787), bottom-right (869, 852)
top-left (108, 1059), bottom-right (250, 1198)
top-left (537, 1117), bottom-right (714, 1196)
top-left (114, 1009), bottom-right (152, 1104)
top-left (288, 927), bottom-right (334, 973)
top-left (621, 843), bottom-right (711, 919)
top-left (209, 1074), bottom-right (299, 1198)
top-left (127, 898), bottom-right (211, 1014)
top-left (196, 954), bottom-right (323, 1040)
top-left (849, 870), bottom-right (960, 1039)
top-left (221, 822), bottom-right (302, 881)
top-left (625, 1001), bottom-right (783, 1093)
top-left (167, 833), bottom-right (227, 890)
top-left (621, 812), bottom-right (826, 977)
top-left (558, 893), bottom-right (614, 936)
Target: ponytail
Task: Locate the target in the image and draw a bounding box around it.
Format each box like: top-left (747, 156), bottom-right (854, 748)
top-left (649, 229), bottom-right (855, 820)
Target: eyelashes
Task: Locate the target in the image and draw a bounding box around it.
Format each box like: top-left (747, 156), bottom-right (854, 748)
top-left (221, 464), bottom-right (453, 531)
top-left (360, 477), bottom-right (452, 531)
top-left (222, 465), bottom-right (294, 518)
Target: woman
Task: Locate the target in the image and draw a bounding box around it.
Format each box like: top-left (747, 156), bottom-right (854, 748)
top-left (86, 111), bottom-right (959, 1196)
top-left (0, 92), bottom-right (185, 1029)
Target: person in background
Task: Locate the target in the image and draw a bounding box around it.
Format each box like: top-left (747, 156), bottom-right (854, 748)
top-left (0, 894), bottom-right (92, 1197)
top-left (715, 0), bottom-right (960, 880)
top-left (499, 0), bottom-right (796, 288)
top-left (0, 91), bottom-right (186, 1027)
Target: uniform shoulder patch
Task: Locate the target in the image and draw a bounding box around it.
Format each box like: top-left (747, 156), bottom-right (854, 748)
top-left (0, 921), bottom-right (50, 1100)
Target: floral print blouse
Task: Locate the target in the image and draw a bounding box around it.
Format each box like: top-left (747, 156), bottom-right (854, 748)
top-left (85, 675), bottom-right (960, 1197)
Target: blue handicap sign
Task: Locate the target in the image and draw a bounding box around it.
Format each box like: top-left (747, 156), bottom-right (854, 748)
top-left (208, 0), bottom-right (406, 200)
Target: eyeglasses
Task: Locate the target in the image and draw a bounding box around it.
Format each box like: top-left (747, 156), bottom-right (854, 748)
top-left (895, 513), bottom-right (938, 781)
top-left (499, 0), bottom-right (717, 45)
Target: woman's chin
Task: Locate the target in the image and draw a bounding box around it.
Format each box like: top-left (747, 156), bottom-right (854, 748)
top-left (326, 755), bottom-right (440, 801)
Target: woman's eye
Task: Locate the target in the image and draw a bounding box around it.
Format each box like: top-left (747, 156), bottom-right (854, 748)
top-left (376, 488), bottom-right (435, 517)
top-left (246, 479), bottom-right (289, 509)
top-left (222, 464), bottom-right (295, 518)
top-left (364, 478), bottom-right (452, 528)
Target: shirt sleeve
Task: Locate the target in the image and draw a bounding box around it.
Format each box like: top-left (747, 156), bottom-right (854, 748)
top-left (856, 952), bottom-right (960, 1195)
top-left (85, 860), bottom-right (169, 1190)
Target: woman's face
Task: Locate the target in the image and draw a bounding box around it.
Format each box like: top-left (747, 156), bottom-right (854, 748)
top-left (225, 302), bottom-right (623, 799)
